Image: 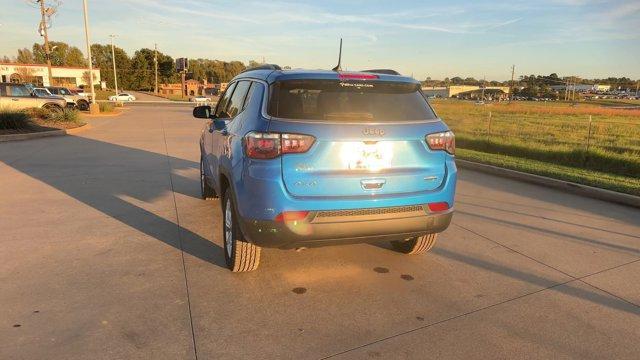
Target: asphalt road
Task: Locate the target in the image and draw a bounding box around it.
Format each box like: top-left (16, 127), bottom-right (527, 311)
top-left (1, 106), bottom-right (638, 360)
top-left (127, 91), bottom-right (171, 101)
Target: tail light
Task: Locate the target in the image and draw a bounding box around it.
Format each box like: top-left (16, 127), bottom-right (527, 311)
top-left (244, 132), bottom-right (315, 159)
top-left (244, 133), bottom-right (280, 159)
top-left (428, 202), bottom-right (449, 212)
top-left (281, 134), bottom-right (315, 154)
top-left (426, 131), bottom-right (455, 155)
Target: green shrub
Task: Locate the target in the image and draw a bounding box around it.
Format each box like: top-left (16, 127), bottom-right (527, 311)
top-left (25, 107), bottom-right (51, 120)
top-left (0, 109), bottom-right (32, 130)
top-left (48, 108), bottom-right (81, 124)
top-left (99, 102), bottom-right (115, 113)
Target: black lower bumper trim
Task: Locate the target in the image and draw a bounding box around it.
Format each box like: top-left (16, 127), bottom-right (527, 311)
top-left (238, 210), bottom-right (453, 249)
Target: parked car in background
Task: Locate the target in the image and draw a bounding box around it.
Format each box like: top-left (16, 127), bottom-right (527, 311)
top-left (190, 95), bottom-right (212, 103)
top-left (109, 93), bottom-right (136, 102)
top-left (32, 87), bottom-right (60, 99)
top-left (46, 86), bottom-right (90, 110)
top-left (194, 65), bottom-right (457, 272)
top-left (0, 83), bottom-right (66, 112)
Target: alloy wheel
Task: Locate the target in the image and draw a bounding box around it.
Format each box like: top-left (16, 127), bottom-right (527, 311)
top-left (224, 197), bottom-right (233, 257)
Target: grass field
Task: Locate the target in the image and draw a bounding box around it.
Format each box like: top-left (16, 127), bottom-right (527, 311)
top-left (431, 99), bottom-right (640, 195)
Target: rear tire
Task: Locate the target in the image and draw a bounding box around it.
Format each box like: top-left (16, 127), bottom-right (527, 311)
top-left (76, 100), bottom-right (89, 111)
top-left (200, 158), bottom-right (216, 200)
top-left (222, 189), bottom-right (261, 272)
top-left (43, 103), bottom-right (63, 113)
top-left (391, 233), bottom-right (438, 254)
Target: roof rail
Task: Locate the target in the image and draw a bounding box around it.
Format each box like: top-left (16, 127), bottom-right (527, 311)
top-left (241, 64), bottom-right (282, 74)
top-left (361, 69), bottom-right (401, 76)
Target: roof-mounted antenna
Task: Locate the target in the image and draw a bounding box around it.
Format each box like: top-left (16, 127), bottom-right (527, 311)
top-left (332, 38), bottom-right (342, 71)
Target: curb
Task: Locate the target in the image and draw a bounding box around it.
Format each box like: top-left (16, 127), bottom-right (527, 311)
top-left (81, 110), bottom-right (124, 118)
top-left (66, 123), bottom-right (92, 134)
top-left (0, 123), bottom-right (90, 142)
top-left (456, 159), bottom-right (640, 209)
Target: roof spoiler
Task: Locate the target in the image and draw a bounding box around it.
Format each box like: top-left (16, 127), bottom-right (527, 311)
top-left (361, 69), bottom-right (401, 76)
top-left (241, 64), bottom-right (282, 74)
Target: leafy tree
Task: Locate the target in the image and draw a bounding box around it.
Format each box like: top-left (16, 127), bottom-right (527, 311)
top-left (91, 43), bottom-right (132, 89)
top-left (131, 48), bottom-right (178, 86)
top-left (463, 77), bottom-right (478, 85)
top-left (450, 77), bottom-right (463, 85)
top-left (130, 50), bottom-right (153, 90)
top-left (247, 60), bottom-right (263, 69)
top-left (223, 61), bottom-right (246, 82)
top-left (32, 41), bottom-right (86, 66)
top-left (16, 48), bottom-right (36, 64)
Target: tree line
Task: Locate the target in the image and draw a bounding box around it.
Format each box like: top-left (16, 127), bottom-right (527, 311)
top-left (3, 42), bottom-right (249, 91)
top-left (422, 73), bottom-right (638, 99)
top-left (422, 73), bottom-right (637, 91)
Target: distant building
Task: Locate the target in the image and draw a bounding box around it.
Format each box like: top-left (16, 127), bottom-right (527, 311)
top-left (0, 62), bottom-right (100, 88)
top-left (160, 80), bottom-right (227, 97)
top-left (422, 85), bottom-right (510, 99)
top-left (550, 84), bottom-right (611, 92)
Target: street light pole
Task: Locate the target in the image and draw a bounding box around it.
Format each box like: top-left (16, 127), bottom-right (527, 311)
top-left (82, 0), bottom-right (98, 113)
top-left (508, 65), bottom-right (515, 104)
top-left (154, 43), bottom-right (158, 95)
top-left (109, 34), bottom-right (119, 96)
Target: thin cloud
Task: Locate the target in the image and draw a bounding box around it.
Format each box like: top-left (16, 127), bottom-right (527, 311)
top-left (602, 1), bottom-right (640, 20)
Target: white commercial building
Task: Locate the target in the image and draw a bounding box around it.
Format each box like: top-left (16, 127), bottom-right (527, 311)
top-left (0, 62), bottom-right (101, 88)
top-left (550, 84), bottom-right (611, 92)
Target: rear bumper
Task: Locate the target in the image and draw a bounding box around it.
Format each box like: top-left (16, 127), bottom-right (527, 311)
top-left (239, 205), bottom-right (453, 249)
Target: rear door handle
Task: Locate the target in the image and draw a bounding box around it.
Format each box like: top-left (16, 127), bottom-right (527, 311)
top-left (11, 98), bottom-right (19, 101)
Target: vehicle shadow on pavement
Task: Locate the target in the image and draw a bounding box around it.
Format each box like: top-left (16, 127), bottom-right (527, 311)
top-left (457, 210), bottom-right (640, 256)
top-left (456, 200), bottom-right (640, 241)
top-left (2, 135), bottom-right (228, 269)
top-left (431, 246), bottom-right (639, 315)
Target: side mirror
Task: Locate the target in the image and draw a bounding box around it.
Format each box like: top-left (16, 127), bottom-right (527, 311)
top-left (193, 105), bottom-right (212, 119)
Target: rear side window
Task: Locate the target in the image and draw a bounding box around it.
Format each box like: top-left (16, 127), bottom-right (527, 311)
top-left (8, 85), bottom-right (31, 97)
top-left (226, 81), bottom-right (251, 118)
top-left (215, 82), bottom-right (237, 118)
top-left (267, 80), bottom-right (437, 122)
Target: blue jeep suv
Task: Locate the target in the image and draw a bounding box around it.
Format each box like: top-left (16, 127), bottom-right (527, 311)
top-left (194, 65), bottom-right (457, 272)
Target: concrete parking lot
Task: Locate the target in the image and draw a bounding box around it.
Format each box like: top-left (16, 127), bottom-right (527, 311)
top-left (1, 106), bottom-right (638, 359)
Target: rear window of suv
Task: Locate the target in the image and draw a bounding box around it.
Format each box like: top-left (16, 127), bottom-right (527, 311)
top-left (267, 79), bottom-right (437, 122)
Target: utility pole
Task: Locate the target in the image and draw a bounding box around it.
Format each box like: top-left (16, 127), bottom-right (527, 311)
top-left (154, 43), bottom-right (158, 95)
top-left (109, 35), bottom-right (119, 96)
top-left (481, 76), bottom-right (486, 101)
top-left (635, 80), bottom-right (639, 97)
top-left (181, 71), bottom-right (186, 99)
top-left (564, 78), bottom-right (569, 101)
top-left (508, 65), bottom-right (515, 103)
top-left (37, 0), bottom-right (53, 85)
top-left (82, 0), bottom-right (98, 113)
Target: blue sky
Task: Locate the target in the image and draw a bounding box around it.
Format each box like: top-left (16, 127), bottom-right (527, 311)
top-left (1, 0), bottom-right (638, 80)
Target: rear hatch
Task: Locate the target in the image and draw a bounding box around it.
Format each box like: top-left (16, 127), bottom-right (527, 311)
top-left (267, 76), bottom-right (449, 198)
